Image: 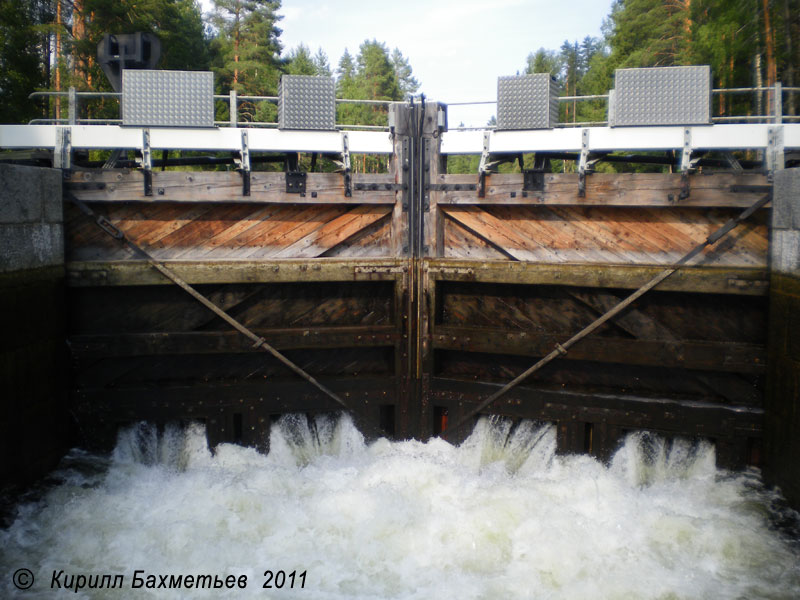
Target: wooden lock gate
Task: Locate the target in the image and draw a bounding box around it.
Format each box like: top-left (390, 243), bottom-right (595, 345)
top-left (61, 101), bottom-right (776, 468)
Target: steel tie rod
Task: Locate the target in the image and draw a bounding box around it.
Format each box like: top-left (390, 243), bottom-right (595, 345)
top-left (440, 192), bottom-right (772, 440)
top-left (66, 193), bottom-right (354, 416)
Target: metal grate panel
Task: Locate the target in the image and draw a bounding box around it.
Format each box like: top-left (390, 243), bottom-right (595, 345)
top-left (278, 75), bottom-right (336, 131)
top-left (610, 66), bottom-right (712, 127)
top-left (122, 70), bottom-right (214, 128)
top-left (497, 74), bottom-right (560, 130)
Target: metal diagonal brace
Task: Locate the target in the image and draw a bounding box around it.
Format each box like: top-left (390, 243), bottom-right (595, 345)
top-left (439, 191), bottom-right (772, 440)
top-left (65, 193), bottom-right (372, 433)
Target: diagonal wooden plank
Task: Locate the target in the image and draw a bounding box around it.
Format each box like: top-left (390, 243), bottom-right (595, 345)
top-left (321, 216), bottom-right (393, 258)
top-left (441, 205), bottom-right (564, 262)
top-left (442, 217), bottom-right (509, 260)
top-left (194, 205), bottom-right (284, 258)
top-left (241, 205), bottom-right (347, 259)
top-left (272, 205), bottom-right (393, 259)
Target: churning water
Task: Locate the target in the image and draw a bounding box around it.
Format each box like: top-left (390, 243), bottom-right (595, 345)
top-left (2, 414), bottom-right (799, 599)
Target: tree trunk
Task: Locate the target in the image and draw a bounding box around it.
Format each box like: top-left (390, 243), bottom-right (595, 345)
top-left (755, 12), bottom-right (764, 119)
top-left (763, 0), bottom-right (777, 116)
top-left (233, 3), bottom-right (241, 87)
top-left (55, 0), bottom-right (61, 119)
top-left (784, 0), bottom-right (796, 114)
top-left (72, 0), bottom-right (83, 80)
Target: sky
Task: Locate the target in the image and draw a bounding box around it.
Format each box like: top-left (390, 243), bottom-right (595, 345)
top-left (200, 0), bottom-right (615, 127)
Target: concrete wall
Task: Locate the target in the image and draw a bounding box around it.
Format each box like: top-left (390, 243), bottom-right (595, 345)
top-left (765, 168), bottom-right (800, 509)
top-left (0, 164), bottom-right (70, 491)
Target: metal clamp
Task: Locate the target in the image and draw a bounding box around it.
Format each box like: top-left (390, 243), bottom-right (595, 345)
top-left (341, 132), bottom-right (352, 197)
top-left (137, 129), bottom-right (153, 196)
top-left (96, 215), bottom-right (123, 239)
top-left (285, 171), bottom-right (307, 194)
top-left (54, 126), bottom-right (72, 170)
top-left (578, 129), bottom-right (601, 197)
top-left (767, 126), bottom-right (785, 181)
top-left (478, 130), bottom-right (491, 198)
top-left (523, 170), bottom-right (545, 192)
top-left (678, 128), bottom-right (696, 200)
top-left (233, 129), bottom-right (251, 196)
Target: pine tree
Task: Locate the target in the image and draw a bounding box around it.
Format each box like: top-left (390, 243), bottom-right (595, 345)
top-left (526, 48), bottom-right (560, 77)
top-left (313, 48), bottom-right (331, 76)
top-left (357, 40), bottom-right (401, 101)
top-left (390, 48), bottom-right (419, 97)
top-left (210, 0), bottom-right (282, 95)
top-left (286, 44), bottom-right (316, 75)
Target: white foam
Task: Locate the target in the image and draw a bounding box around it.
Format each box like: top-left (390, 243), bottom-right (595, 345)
top-left (1, 416), bottom-right (798, 599)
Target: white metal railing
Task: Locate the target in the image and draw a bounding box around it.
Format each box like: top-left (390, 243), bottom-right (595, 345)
top-left (27, 89), bottom-right (403, 131)
top-left (26, 84), bottom-right (800, 131)
top-left (446, 85), bottom-right (800, 130)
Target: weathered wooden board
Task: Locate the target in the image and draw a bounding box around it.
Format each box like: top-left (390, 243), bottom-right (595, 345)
top-left (436, 172), bottom-right (770, 207)
top-left (66, 170), bottom-right (397, 204)
top-left (431, 326), bottom-right (765, 373)
top-left (69, 281), bottom-right (396, 334)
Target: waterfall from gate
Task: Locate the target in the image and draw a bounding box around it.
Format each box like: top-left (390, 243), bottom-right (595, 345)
top-left (2, 415), bottom-right (799, 598)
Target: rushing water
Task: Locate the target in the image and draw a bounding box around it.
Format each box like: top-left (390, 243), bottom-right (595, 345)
top-left (2, 414), bottom-right (799, 599)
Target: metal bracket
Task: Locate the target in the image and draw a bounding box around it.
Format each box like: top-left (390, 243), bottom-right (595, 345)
top-left (402, 137), bottom-right (410, 211)
top-left (678, 128), bottom-right (695, 200)
top-left (578, 129), bottom-right (599, 197)
top-left (54, 126), bottom-right (72, 170)
top-left (341, 132), bottom-right (352, 197)
top-left (767, 126), bottom-right (785, 181)
top-left (354, 182), bottom-right (404, 192)
top-left (428, 183), bottom-right (477, 192)
top-left (478, 130), bottom-right (491, 198)
top-left (136, 129), bottom-right (153, 197)
top-left (233, 129), bottom-right (251, 196)
top-left (423, 137), bottom-right (431, 212)
top-left (523, 170), bottom-right (545, 192)
top-left (285, 171), bottom-right (307, 194)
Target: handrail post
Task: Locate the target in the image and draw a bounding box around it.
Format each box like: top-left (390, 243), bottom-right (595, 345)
top-left (774, 82), bottom-right (783, 124)
top-left (230, 90), bottom-right (238, 127)
top-left (68, 87), bottom-right (77, 125)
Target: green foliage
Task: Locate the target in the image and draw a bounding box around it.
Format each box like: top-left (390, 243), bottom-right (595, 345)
top-left (390, 48), bottom-right (419, 96)
top-left (210, 0), bottom-right (282, 97)
top-left (285, 44), bottom-right (316, 75)
top-left (0, 0), bottom-right (47, 123)
top-left (312, 48), bottom-right (331, 76)
top-left (75, 0), bottom-right (210, 88)
top-left (526, 48), bottom-right (560, 77)
top-left (336, 40), bottom-right (415, 128)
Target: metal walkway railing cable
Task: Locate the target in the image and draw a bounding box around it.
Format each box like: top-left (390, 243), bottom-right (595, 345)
top-left (439, 192), bottom-right (772, 440)
top-left (67, 193), bottom-right (352, 414)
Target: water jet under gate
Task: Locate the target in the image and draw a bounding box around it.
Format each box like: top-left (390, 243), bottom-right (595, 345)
top-left (1, 415), bottom-right (798, 599)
